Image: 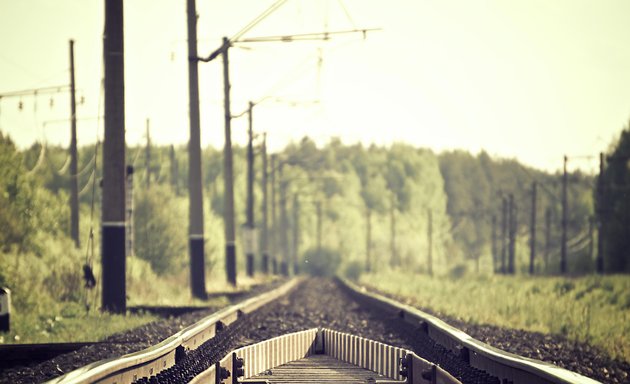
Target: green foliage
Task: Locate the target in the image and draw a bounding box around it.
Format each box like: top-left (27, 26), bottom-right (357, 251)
top-left (133, 184), bottom-right (187, 275)
top-left (361, 271), bottom-right (630, 363)
top-left (597, 124), bottom-right (630, 272)
top-left (342, 260), bottom-right (363, 280)
top-left (303, 247), bottom-right (341, 277)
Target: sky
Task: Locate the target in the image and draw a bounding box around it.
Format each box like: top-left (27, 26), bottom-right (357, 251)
top-left (1, 0), bottom-right (629, 173)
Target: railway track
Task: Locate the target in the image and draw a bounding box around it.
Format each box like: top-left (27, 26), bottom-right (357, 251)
top-left (33, 277), bottom-right (602, 384)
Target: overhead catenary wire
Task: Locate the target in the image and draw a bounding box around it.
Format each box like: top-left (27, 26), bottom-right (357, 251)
top-left (230, 0), bottom-right (289, 42)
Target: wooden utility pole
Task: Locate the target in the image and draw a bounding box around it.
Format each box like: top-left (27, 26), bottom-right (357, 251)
top-left (427, 209), bottom-right (433, 276)
top-left (270, 154), bottom-right (277, 274)
top-left (222, 36), bottom-right (237, 286)
top-left (186, 0), bottom-right (206, 298)
top-left (596, 152), bottom-right (605, 274)
top-left (491, 214), bottom-right (497, 273)
top-left (501, 197), bottom-right (507, 274)
top-left (145, 118), bottom-right (151, 189)
top-left (279, 163), bottom-right (289, 276)
top-left (261, 134), bottom-right (269, 273)
top-left (245, 101), bottom-right (255, 277)
top-left (69, 39), bottom-right (79, 249)
top-left (529, 182), bottom-right (537, 274)
top-left (561, 155), bottom-right (568, 274)
top-left (292, 194), bottom-right (299, 275)
top-left (508, 194), bottom-right (516, 274)
top-left (102, 0), bottom-right (126, 313)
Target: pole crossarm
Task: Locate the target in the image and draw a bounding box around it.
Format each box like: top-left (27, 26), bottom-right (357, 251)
top-left (0, 85), bottom-right (71, 98)
top-left (196, 27), bottom-right (380, 63)
top-left (234, 28), bottom-right (381, 43)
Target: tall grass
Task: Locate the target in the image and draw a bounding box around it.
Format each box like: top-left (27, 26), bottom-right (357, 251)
top-left (359, 271), bottom-right (630, 362)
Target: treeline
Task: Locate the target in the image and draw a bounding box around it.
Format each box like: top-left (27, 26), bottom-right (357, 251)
top-left (7, 132), bottom-right (609, 282)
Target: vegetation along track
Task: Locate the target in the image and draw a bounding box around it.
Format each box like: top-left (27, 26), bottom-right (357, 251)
top-left (2, 277), bottom-right (620, 383)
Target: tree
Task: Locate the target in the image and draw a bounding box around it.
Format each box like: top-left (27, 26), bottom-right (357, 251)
top-left (597, 125), bottom-right (630, 273)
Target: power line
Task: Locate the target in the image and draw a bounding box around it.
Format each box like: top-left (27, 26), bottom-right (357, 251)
top-left (230, 0), bottom-right (289, 42)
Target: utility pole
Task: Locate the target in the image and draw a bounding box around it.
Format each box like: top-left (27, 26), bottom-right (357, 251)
top-left (279, 162), bottom-right (289, 276)
top-left (530, 182), bottom-right (537, 274)
top-left (270, 154), bottom-right (278, 274)
top-left (427, 209), bottom-right (433, 276)
top-left (561, 155), bottom-right (568, 274)
top-left (589, 216), bottom-right (595, 265)
top-left (544, 207), bottom-right (551, 272)
top-left (125, 166), bottom-right (134, 258)
top-left (245, 101), bottom-right (255, 277)
top-left (222, 36), bottom-right (237, 286)
top-left (365, 207), bottom-right (371, 273)
top-left (390, 191), bottom-right (397, 267)
top-left (508, 194), bottom-right (516, 274)
top-left (186, 0), bottom-right (206, 299)
top-left (102, 0), bottom-right (126, 313)
top-left (261, 134), bottom-right (269, 274)
top-left (316, 201), bottom-right (322, 252)
top-left (292, 194), bottom-right (299, 275)
top-left (596, 152), bottom-right (605, 274)
top-left (169, 145), bottom-right (178, 194)
top-left (145, 118), bottom-right (151, 189)
top-left (501, 197), bottom-right (507, 274)
top-left (69, 39), bottom-right (80, 249)
top-left (491, 214), bottom-right (497, 273)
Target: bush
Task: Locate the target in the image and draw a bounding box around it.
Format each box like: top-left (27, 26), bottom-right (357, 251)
top-left (303, 247), bottom-right (341, 277)
top-left (343, 260), bottom-right (363, 280)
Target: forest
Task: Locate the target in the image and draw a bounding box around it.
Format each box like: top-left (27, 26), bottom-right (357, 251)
top-left (3, 126), bottom-right (630, 355)
top-left (0, 129), bottom-right (608, 292)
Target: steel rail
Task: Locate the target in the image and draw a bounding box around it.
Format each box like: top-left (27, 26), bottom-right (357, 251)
top-left (44, 278), bottom-right (301, 384)
top-left (339, 278), bottom-right (601, 384)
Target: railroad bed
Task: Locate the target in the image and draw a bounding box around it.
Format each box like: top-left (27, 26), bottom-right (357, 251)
top-left (2, 277), bottom-right (627, 383)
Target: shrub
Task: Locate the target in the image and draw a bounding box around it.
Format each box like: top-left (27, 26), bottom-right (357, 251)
top-left (343, 260), bottom-right (363, 280)
top-left (303, 247), bottom-right (341, 277)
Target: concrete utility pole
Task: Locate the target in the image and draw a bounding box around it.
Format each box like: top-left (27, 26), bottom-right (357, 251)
top-left (544, 207), bottom-right (551, 272)
top-left (145, 118), bottom-right (151, 189)
top-left (508, 193), bottom-right (516, 274)
top-left (529, 182), bottom-right (537, 275)
top-left (125, 166), bottom-right (134, 258)
top-left (501, 197), bottom-right (508, 274)
top-left (292, 194), bottom-right (299, 275)
top-left (102, 0), bottom-right (126, 313)
top-left (169, 145), bottom-right (178, 194)
top-left (427, 209), bottom-right (433, 276)
top-left (69, 39), bottom-right (79, 249)
top-left (561, 155), bottom-right (568, 274)
top-left (186, 0), bottom-right (206, 299)
top-left (596, 152), bottom-right (605, 274)
top-left (222, 37), bottom-right (237, 286)
top-left (316, 201), bottom-right (322, 252)
top-left (271, 154), bottom-right (278, 274)
top-left (491, 214), bottom-right (497, 273)
top-left (279, 163), bottom-right (289, 276)
top-left (365, 208), bottom-right (371, 272)
top-left (261, 133), bottom-right (269, 273)
top-left (390, 191), bottom-right (397, 267)
top-left (245, 101), bottom-right (255, 277)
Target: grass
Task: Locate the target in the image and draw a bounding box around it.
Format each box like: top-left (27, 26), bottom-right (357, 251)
top-left (0, 244), bottom-right (277, 345)
top-left (359, 271), bottom-right (630, 363)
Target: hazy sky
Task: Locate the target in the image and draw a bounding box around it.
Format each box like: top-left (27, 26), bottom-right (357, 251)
top-left (1, 0), bottom-right (629, 173)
